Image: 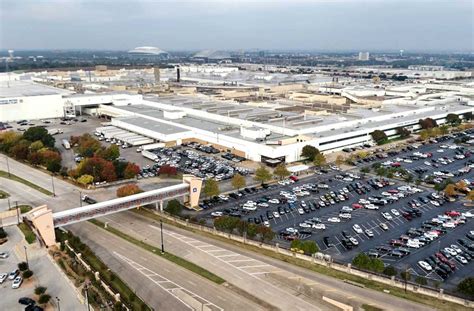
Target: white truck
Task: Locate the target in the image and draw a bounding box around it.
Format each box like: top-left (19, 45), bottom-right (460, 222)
top-left (141, 150), bottom-right (158, 161)
top-left (141, 142), bottom-right (165, 151)
top-left (47, 128), bottom-right (63, 135)
top-left (127, 137), bottom-right (154, 146)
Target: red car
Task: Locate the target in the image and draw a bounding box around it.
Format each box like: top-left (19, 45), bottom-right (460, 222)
top-left (289, 175), bottom-right (299, 182)
top-left (391, 162), bottom-right (401, 167)
top-left (388, 189), bottom-right (399, 194)
top-left (445, 211), bottom-right (461, 217)
top-left (352, 203), bottom-right (363, 209)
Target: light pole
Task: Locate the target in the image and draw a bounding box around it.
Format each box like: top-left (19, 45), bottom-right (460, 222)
top-left (84, 283), bottom-right (91, 311)
top-left (74, 189), bottom-right (82, 207)
top-left (160, 220), bottom-right (164, 254)
top-left (24, 246), bottom-right (29, 269)
top-left (51, 175), bottom-right (56, 197)
top-left (56, 297), bottom-right (61, 311)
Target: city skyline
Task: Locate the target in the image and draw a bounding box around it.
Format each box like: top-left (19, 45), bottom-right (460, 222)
top-left (1, 0), bottom-right (472, 52)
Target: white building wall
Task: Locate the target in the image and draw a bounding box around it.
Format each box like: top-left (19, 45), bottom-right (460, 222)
top-left (1, 94), bottom-right (65, 122)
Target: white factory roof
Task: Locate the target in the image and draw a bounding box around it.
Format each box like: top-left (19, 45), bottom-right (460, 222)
top-left (0, 80), bottom-right (72, 98)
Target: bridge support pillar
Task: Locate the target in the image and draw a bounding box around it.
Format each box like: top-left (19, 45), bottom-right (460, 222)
top-left (156, 201), bottom-right (164, 212)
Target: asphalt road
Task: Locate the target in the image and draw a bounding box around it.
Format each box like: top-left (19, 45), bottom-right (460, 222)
top-left (99, 210), bottom-right (434, 311)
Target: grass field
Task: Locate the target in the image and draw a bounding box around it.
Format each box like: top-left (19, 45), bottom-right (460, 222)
top-left (18, 223), bottom-right (36, 244)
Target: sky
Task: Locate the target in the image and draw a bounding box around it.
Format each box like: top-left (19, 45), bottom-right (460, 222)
top-left (0, 0), bottom-right (472, 52)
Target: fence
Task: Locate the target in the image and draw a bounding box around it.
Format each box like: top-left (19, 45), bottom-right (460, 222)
top-left (157, 211), bottom-right (474, 308)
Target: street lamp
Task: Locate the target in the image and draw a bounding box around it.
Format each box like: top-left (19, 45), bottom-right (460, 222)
top-left (51, 175), bottom-right (56, 197)
top-left (74, 189), bottom-right (83, 207)
top-left (160, 220), bottom-right (164, 254)
top-left (5, 156), bottom-right (11, 177)
top-left (56, 297), bottom-right (61, 311)
top-left (24, 246), bottom-right (29, 269)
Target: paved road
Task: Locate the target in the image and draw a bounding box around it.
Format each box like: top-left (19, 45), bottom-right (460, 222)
top-left (0, 178), bottom-right (49, 212)
top-left (100, 211), bottom-right (434, 311)
top-left (69, 221), bottom-right (261, 311)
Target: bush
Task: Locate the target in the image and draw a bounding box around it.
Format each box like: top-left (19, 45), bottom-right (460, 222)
top-left (18, 261), bottom-right (28, 271)
top-left (415, 276), bottom-right (427, 285)
top-left (35, 286), bottom-right (47, 295)
top-left (38, 294), bottom-right (51, 304)
top-left (164, 199), bottom-right (183, 216)
top-left (457, 277), bottom-right (474, 298)
top-left (382, 265), bottom-right (397, 276)
top-left (0, 228), bottom-right (7, 239)
top-left (116, 184), bottom-right (143, 197)
top-left (22, 269), bottom-right (33, 279)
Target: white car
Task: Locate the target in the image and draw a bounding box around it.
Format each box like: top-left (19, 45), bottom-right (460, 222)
top-left (0, 273), bottom-right (7, 284)
top-left (462, 211), bottom-right (474, 218)
top-left (407, 240), bottom-right (421, 248)
top-left (442, 222), bottom-right (456, 228)
top-left (352, 224), bottom-right (363, 234)
top-left (218, 195), bottom-right (229, 201)
top-left (263, 221), bottom-right (270, 227)
top-left (430, 200), bottom-right (440, 207)
top-left (8, 269), bottom-right (19, 280)
top-left (312, 223), bottom-right (326, 230)
top-left (450, 244), bottom-right (463, 254)
top-left (349, 237), bottom-right (359, 246)
top-left (403, 159), bottom-right (413, 163)
top-left (286, 227), bottom-right (298, 234)
top-left (242, 205), bottom-right (257, 211)
top-left (273, 211), bottom-right (280, 218)
top-left (437, 149), bottom-right (444, 153)
top-left (12, 276), bottom-right (22, 289)
top-left (365, 204), bottom-right (379, 210)
top-left (298, 208), bottom-right (305, 215)
top-left (339, 213), bottom-right (352, 220)
top-left (381, 212), bottom-right (393, 221)
top-left (258, 203), bottom-right (269, 208)
top-left (365, 229), bottom-right (374, 237)
top-left (299, 222), bottom-right (311, 228)
top-left (327, 217), bottom-right (341, 223)
top-left (456, 255), bottom-right (468, 265)
top-left (341, 206), bottom-right (352, 213)
top-left (444, 247), bottom-right (458, 257)
top-left (211, 211), bottom-right (223, 217)
top-left (269, 199), bottom-right (280, 204)
top-left (418, 261), bottom-right (432, 271)
top-left (391, 209), bottom-right (400, 216)
top-left (0, 252), bottom-right (8, 259)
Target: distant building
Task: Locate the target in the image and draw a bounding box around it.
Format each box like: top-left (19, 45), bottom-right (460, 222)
top-left (192, 50), bottom-right (232, 62)
top-left (358, 52), bottom-right (370, 61)
top-left (128, 46), bottom-right (169, 59)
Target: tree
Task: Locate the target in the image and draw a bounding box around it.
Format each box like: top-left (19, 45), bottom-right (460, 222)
top-left (100, 161), bottom-right (117, 182)
top-left (466, 190), bottom-right (474, 203)
top-left (463, 112), bottom-right (473, 121)
top-left (113, 160), bottom-right (128, 179)
top-left (313, 153), bottom-right (326, 167)
top-left (361, 167), bottom-right (370, 173)
top-left (352, 253), bottom-right (371, 269)
top-left (301, 145), bottom-right (320, 161)
top-left (439, 125), bottom-right (450, 135)
top-left (446, 113), bottom-right (461, 126)
top-left (371, 130), bottom-right (388, 145)
top-left (22, 270), bottom-right (33, 279)
top-left (335, 155), bottom-right (345, 166)
top-left (77, 174), bottom-right (94, 186)
top-left (123, 162), bottom-right (140, 179)
top-left (254, 166), bottom-right (272, 185)
top-left (301, 241), bottom-right (319, 255)
top-left (273, 164), bottom-right (290, 180)
top-left (203, 179), bottom-right (220, 198)
top-left (419, 129), bottom-right (430, 141)
top-left (444, 184), bottom-right (457, 197)
top-left (9, 140), bottom-right (30, 160)
top-left (0, 228), bottom-right (7, 239)
top-left (419, 118), bottom-right (437, 130)
top-left (404, 174), bottom-right (414, 184)
top-left (39, 149), bottom-right (62, 173)
top-left (18, 261), bottom-right (28, 271)
top-left (159, 165), bottom-right (178, 176)
top-left (164, 199), bottom-right (183, 216)
top-left (383, 265), bottom-right (397, 276)
top-left (231, 174), bottom-right (246, 191)
top-left (400, 270), bottom-right (411, 281)
top-left (76, 134), bottom-right (101, 157)
top-left (99, 144), bottom-right (120, 161)
top-left (457, 277), bottom-right (474, 298)
top-left (116, 184), bottom-right (142, 197)
top-left (29, 140), bottom-right (44, 152)
top-left (396, 127), bottom-right (411, 139)
top-left (0, 131), bottom-right (22, 152)
top-left (23, 127), bottom-right (55, 148)
top-left (35, 286), bottom-right (47, 295)
top-left (415, 276), bottom-right (428, 286)
top-left (38, 294), bottom-right (51, 304)
top-left (257, 226), bottom-right (275, 242)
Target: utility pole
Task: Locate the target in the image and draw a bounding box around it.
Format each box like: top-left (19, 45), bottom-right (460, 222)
top-left (16, 201), bottom-right (20, 224)
top-left (56, 297), bottom-right (61, 311)
top-left (24, 246), bottom-right (29, 269)
top-left (160, 220), bottom-right (164, 254)
top-left (84, 283), bottom-right (91, 311)
top-left (5, 156), bottom-right (11, 177)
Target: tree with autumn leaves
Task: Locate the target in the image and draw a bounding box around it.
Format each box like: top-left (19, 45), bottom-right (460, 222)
top-left (116, 184), bottom-right (143, 197)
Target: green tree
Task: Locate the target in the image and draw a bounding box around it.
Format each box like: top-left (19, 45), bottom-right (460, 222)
top-left (313, 153), bottom-right (326, 167)
top-left (203, 179), bottom-right (220, 198)
top-left (301, 241), bottom-right (319, 255)
top-left (231, 174), bottom-right (246, 191)
top-left (100, 144), bottom-right (120, 161)
top-left (457, 277), bottom-right (474, 298)
top-left (419, 118), bottom-right (438, 130)
top-left (23, 127), bottom-right (55, 148)
top-left (404, 174), bottom-right (414, 184)
top-left (361, 167), bottom-right (370, 173)
top-left (301, 145), bottom-right (320, 161)
top-left (77, 174), bottom-right (94, 186)
top-left (446, 113), bottom-right (461, 126)
top-left (273, 164), bottom-right (290, 180)
top-left (22, 270), bottom-right (33, 279)
top-left (164, 199), bottom-right (183, 216)
top-left (463, 112), bottom-right (473, 121)
top-left (257, 226), bottom-right (275, 242)
top-left (400, 270), bottom-right (411, 281)
top-left (18, 262), bottom-right (28, 271)
top-left (415, 276), bottom-right (428, 286)
top-left (370, 130), bottom-right (388, 145)
top-left (439, 125), bottom-right (450, 135)
top-left (38, 294), bottom-right (51, 304)
top-left (383, 265), bottom-right (397, 276)
top-left (254, 166), bottom-right (272, 185)
top-left (29, 140), bottom-right (44, 152)
top-left (396, 127), bottom-right (411, 139)
top-left (290, 239), bottom-right (303, 251)
top-left (352, 253), bottom-right (371, 269)
top-left (35, 286), bottom-right (47, 295)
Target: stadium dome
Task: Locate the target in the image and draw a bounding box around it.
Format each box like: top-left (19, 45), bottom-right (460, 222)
top-left (128, 46), bottom-right (168, 56)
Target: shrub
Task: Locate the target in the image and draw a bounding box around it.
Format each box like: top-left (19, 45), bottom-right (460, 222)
top-left (18, 261), bottom-right (28, 271)
top-left (382, 265), bottom-right (397, 276)
top-left (35, 286), bottom-right (47, 295)
top-left (116, 184), bottom-right (143, 197)
top-left (457, 277), bottom-right (474, 298)
top-left (164, 199), bottom-right (183, 216)
top-left (22, 270), bottom-right (33, 279)
top-left (38, 294), bottom-right (51, 304)
top-left (0, 228), bottom-right (7, 239)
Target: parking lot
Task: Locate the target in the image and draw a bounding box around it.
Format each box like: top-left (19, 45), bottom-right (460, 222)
top-left (197, 131), bottom-right (474, 292)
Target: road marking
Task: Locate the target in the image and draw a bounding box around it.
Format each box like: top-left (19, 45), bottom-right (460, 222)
top-left (114, 252), bottom-right (223, 311)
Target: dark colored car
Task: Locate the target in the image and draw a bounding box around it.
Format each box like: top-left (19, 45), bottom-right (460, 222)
top-left (18, 297), bottom-right (35, 305)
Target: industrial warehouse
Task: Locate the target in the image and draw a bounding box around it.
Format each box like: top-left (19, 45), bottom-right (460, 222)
top-left (1, 65), bottom-right (473, 164)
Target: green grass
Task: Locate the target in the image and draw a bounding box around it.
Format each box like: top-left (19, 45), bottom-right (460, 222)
top-left (18, 223), bottom-right (36, 244)
top-left (0, 189), bottom-right (10, 199)
top-left (89, 219), bottom-right (226, 285)
top-left (134, 208), bottom-right (471, 311)
top-left (0, 170), bottom-right (53, 196)
top-left (9, 205), bottom-right (32, 214)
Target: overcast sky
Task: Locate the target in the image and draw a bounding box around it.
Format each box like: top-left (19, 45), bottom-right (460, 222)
top-left (0, 0), bottom-right (472, 52)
